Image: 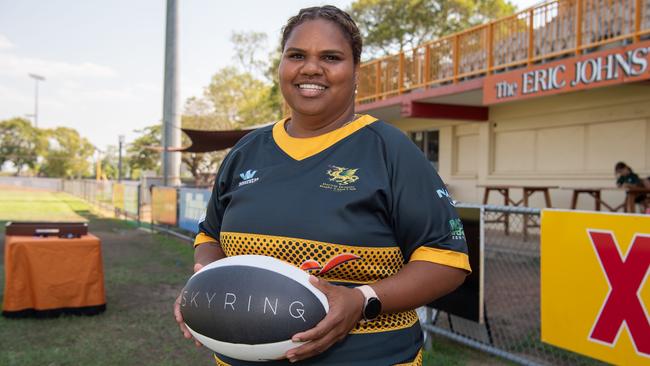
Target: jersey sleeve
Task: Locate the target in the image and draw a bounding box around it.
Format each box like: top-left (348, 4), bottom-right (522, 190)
top-left (387, 136), bottom-right (471, 272)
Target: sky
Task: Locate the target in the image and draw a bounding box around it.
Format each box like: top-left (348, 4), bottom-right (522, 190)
top-left (0, 0), bottom-right (540, 152)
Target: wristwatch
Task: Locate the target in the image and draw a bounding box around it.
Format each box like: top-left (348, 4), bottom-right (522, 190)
top-left (355, 285), bottom-right (382, 321)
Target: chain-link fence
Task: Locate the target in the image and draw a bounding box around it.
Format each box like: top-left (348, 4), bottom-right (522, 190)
top-left (419, 204), bottom-right (605, 366)
top-left (6, 177), bottom-right (609, 365)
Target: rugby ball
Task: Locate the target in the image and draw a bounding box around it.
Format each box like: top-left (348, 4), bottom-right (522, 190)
top-left (180, 255), bottom-right (329, 362)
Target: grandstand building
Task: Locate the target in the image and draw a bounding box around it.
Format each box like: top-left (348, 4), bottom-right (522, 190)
top-left (356, 0), bottom-right (650, 209)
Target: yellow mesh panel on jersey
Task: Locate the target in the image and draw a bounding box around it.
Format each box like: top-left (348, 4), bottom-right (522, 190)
top-left (219, 231), bottom-right (418, 334)
top-left (351, 311), bottom-right (419, 334)
top-left (219, 232), bottom-right (405, 283)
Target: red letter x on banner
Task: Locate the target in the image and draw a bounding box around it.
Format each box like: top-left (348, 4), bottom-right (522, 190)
top-left (588, 231), bottom-right (650, 356)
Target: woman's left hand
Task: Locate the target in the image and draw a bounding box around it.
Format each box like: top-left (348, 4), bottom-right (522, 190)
top-left (285, 275), bottom-right (365, 363)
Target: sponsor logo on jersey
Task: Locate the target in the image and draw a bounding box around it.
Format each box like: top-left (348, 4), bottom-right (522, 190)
top-left (238, 169), bottom-right (259, 187)
top-left (449, 218), bottom-right (466, 240)
top-left (437, 188), bottom-right (457, 206)
top-left (299, 253), bottom-right (361, 275)
top-left (320, 165), bottom-right (359, 192)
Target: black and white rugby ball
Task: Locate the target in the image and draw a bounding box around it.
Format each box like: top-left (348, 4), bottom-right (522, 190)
top-left (180, 255), bottom-right (329, 361)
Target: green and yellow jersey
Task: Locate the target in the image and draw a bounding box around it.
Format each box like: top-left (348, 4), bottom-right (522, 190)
top-left (195, 114), bottom-right (470, 366)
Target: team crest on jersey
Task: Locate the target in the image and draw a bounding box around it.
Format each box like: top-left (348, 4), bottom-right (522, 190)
top-left (320, 165), bottom-right (359, 192)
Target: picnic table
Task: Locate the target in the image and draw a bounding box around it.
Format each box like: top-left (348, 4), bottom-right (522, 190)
top-left (477, 184), bottom-right (559, 238)
top-left (478, 184), bottom-right (557, 207)
top-left (562, 186), bottom-right (650, 213)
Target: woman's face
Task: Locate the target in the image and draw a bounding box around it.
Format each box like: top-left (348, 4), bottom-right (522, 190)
top-left (279, 19), bottom-right (357, 119)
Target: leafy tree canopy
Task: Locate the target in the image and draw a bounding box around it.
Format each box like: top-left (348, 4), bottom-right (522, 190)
top-left (349, 0), bottom-right (516, 58)
top-left (127, 124), bottom-right (161, 177)
top-left (40, 127), bottom-right (95, 178)
top-left (0, 117), bottom-right (46, 175)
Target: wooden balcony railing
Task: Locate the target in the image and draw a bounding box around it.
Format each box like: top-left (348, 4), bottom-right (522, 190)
top-left (356, 0), bottom-right (650, 104)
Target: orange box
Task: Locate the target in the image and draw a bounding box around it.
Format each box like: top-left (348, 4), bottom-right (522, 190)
top-left (2, 234), bottom-right (106, 317)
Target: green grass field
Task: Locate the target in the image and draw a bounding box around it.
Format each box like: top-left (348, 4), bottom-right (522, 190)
top-left (0, 187), bottom-right (507, 365)
top-left (0, 187), bottom-right (89, 222)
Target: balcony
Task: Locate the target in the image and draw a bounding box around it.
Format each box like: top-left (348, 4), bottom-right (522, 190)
top-left (356, 0), bottom-right (650, 105)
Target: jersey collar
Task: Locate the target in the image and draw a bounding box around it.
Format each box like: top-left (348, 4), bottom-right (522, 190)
top-left (272, 114), bottom-right (378, 161)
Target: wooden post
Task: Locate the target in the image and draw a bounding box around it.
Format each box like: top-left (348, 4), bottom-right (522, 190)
top-left (576, 0), bottom-right (583, 55)
top-left (398, 53), bottom-right (405, 94)
top-left (528, 9), bottom-right (534, 65)
top-left (453, 34), bottom-right (460, 83)
top-left (375, 61), bottom-right (380, 100)
top-left (413, 48), bottom-right (418, 85)
top-left (424, 45), bottom-right (431, 84)
top-left (487, 23), bottom-right (494, 74)
top-left (634, 0), bottom-right (643, 42)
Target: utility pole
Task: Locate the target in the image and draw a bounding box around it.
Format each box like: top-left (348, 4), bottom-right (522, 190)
top-left (161, 0), bottom-right (181, 186)
top-left (28, 73), bottom-right (45, 128)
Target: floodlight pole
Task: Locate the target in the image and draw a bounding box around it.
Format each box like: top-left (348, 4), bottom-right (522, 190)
top-left (28, 73), bottom-right (45, 128)
top-left (161, 0), bottom-right (181, 186)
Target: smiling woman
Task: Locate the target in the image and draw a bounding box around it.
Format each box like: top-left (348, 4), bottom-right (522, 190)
top-left (279, 12), bottom-right (360, 137)
top-left (174, 5), bottom-right (471, 366)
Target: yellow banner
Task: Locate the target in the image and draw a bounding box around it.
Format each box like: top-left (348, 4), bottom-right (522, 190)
top-left (152, 187), bottom-right (178, 226)
top-left (112, 183), bottom-right (124, 210)
top-left (541, 210), bottom-right (650, 365)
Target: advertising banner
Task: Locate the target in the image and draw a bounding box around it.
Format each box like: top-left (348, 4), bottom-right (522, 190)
top-left (428, 206), bottom-right (484, 323)
top-left (178, 188), bottom-right (211, 233)
top-left (541, 210), bottom-right (650, 365)
top-left (123, 183), bottom-right (139, 218)
top-left (484, 39), bottom-right (650, 104)
top-left (112, 183), bottom-right (124, 211)
top-left (151, 186), bottom-right (178, 226)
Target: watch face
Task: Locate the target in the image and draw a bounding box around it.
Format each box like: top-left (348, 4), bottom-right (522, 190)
top-left (364, 297), bottom-right (382, 320)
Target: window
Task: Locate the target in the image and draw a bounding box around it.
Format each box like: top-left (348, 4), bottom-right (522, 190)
top-left (409, 130), bottom-right (439, 171)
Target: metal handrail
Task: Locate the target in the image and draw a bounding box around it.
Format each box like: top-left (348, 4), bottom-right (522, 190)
top-left (356, 0), bottom-right (650, 104)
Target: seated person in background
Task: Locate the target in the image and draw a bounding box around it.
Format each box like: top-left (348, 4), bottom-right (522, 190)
top-left (615, 162), bottom-right (650, 212)
top-left (615, 162), bottom-right (650, 189)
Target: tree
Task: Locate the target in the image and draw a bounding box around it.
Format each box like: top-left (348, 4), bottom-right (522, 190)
top-left (0, 117), bottom-right (46, 175)
top-left (177, 31), bottom-right (283, 186)
top-left (231, 31), bottom-right (269, 77)
top-left (349, 0), bottom-right (516, 58)
top-left (204, 66), bottom-right (279, 128)
top-left (40, 127), bottom-right (95, 178)
top-left (100, 145), bottom-right (119, 180)
top-left (127, 124), bottom-right (161, 178)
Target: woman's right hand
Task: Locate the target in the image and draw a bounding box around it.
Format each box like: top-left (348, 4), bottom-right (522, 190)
top-left (174, 263), bottom-right (205, 347)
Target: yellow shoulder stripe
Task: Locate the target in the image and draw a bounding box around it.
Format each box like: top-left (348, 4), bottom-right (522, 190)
top-left (272, 114), bottom-right (378, 161)
top-left (193, 232), bottom-right (217, 247)
top-left (409, 246), bottom-right (471, 273)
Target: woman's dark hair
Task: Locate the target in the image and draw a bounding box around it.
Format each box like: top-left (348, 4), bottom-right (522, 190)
top-left (615, 161), bottom-right (628, 172)
top-left (281, 5), bottom-right (362, 65)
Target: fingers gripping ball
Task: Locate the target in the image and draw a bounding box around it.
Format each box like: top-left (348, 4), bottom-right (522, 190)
top-left (179, 255), bottom-right (329, 362)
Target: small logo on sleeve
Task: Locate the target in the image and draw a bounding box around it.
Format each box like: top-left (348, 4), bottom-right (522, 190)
top-left (437, 188), bottom-right (457, 206)
top-left (449, 218), bottom-right (466, 240)
top-left (238, 170), bottom-right (259, 187)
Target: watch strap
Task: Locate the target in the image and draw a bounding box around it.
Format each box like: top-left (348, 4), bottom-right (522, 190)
top-left (356, 285), bottom-right (378, 301)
